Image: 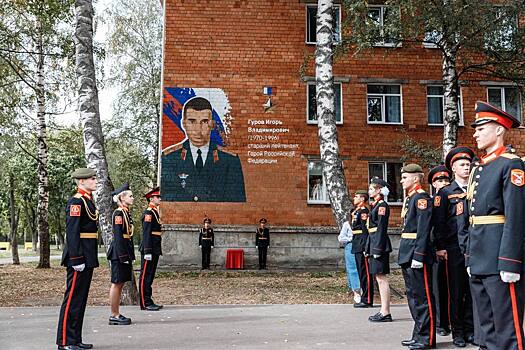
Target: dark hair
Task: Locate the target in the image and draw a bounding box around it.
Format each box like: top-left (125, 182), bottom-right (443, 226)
top-left (356, 193), bottom-right (369, 201)
top-left (183, 97), bottom-right (212, 120)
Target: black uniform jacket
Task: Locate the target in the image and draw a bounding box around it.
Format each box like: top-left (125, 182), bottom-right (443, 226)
top-left (61, 191), bottom-right (99, 268)
top-left (107, 208), bottom-right (135, 263)
top-left (139, 204), bottom-right (162, 256)
top-left (367, 196), bottom-right (392, 256)
top-left (199, 227), bottom-right (215, 246)
top-left (466, 150), bottom-right (525, 275)
top-left (432, 181), bottom-right (469, 252)
top-left (398, 186), bottom-right (434, 265)
top-left (351, 205), bottom-right (369, 254)
top-left (255, 227), bottom-right (270, 247)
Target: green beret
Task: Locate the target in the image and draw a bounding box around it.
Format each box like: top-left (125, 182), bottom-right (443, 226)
top-left (355, 190), bottom-right (368, 196)
top-left (401, 163), bottom-right (423, 174)
top-left (71, 168), bottom-right (96, 179)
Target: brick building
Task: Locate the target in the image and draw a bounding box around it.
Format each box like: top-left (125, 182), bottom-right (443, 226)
top-left (158, 0), bottom-right (524, 269)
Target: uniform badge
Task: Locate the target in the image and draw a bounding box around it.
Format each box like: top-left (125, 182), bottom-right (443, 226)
top-left (70, 205), bottom-right (81, 217)
top-left (456, 202), bottom-right (464, 215)
top-left (178, 173), bottom-right (189, 188)
top-left (145, 214), bottom-right (152, 222)
top-left (511, 169), bottom-right (524, 186)
top-left (213, 149), bottom-right (219, 163)
top-left (361, 213), bottom-right (368, 220)
top-left (417, 199), bottom-right (427, 210)
top-left (378, 207), bottom-right (386, 216)
top-left (434, 196), bottom-right (441, 207)
top-left (115, 216), bottom-right (123, 225)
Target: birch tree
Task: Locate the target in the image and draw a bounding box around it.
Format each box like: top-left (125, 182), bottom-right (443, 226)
top-left (316, 0), bottom-right (352, 228)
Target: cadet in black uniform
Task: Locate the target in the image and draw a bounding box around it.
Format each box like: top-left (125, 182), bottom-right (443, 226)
top-left (466, 101), bottom-right (524, 350)
top-left (255, 218), bottom-right (270, 270)
top-left (367, 178), bottom-right (393, 322)
top-left (107, 183), bottom-right (135, 325)
top-left (398, 164), bottom-right (436, 350)
top-left (56, 168), bottom-right (99, 350)
top-left (433, 152), bottom-right (476, 347)
top-left (427, 165), bottom-right (452, 339)
top-left (351, 190), bottom-right (373, 308)
top-left (199, 218), bottom-right (214, 269)
top-left (139, 187), bottom-right (163, 311)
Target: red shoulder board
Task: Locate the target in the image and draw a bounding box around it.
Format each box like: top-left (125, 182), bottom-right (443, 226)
top-left (115, 215), bottom-right (123, 225)
top-left (361, 213), bottom-right (368, 220)
top-left (70, 205), bottom-right (81, 217)
top-left (456, 202), bottom-right (464, 215)
top-left (417, 199), bottom-right (427, 210)
top-left (378, 207), bottom-right (386, 216)
top-left (511, 169), bottom-right (524, 186)
top-left (434, 196), bottom-right (441, 207)
top-left (144, 214), bottom-right (152, 222)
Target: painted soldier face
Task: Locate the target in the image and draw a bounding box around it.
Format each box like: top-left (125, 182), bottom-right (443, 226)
top-left (432, 179), bottom-right (450, 191)
top-left (400, 173), bottom-right (419, 191)
top-left (353, 194), bottom-right (365, 205)
top-left (80, 176), bottom-right (97, 192)
top-left (150, 196), bottom-right (161, 206)
top-left (452, 159), bottom-right (471, 180)
top-left (473, 123), bottom-right (503, 151)
top-left (120, 191), bottom-right (134, 207)
top-left (204, 222), bottom-right (209, 228)
top-left (368, 184), bottom-right (380, 197)
top-left (183, 108), bottom-right (214, 148)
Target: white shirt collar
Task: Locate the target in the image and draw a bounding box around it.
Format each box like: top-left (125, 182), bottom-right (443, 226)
top-left (189, 141), bottom-right (210, 166)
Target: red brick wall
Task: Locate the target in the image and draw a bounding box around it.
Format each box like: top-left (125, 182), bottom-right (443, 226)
top-left (160, 0), bottom-right (525, 227)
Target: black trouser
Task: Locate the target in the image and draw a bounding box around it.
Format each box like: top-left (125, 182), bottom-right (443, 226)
top-left (470, 280), bottom-right (486, 347)
top-left (402, 263), bottom-right (436, 348)
top-left (445, 247), bottom-right (474, 339)
top-left (201, 242), bottom-right (211, 269)
top-left (355, 252), bottom-right (374, 304)
top-left (470, 274), bottom-right (524, 350)
top-left (56, 267), bottom-right (94, 346)
top-left (436, 259), bottom-right (450, 332)
top-left (258, 245), bottom-right (268, 269)
top-left (139, 253), bottom-right (160, 308)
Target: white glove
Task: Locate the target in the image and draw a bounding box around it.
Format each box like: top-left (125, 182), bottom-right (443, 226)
top-left (144, 254), bottom-right (152, 261)
top-left (123, 261), bottom-right (130, 264)
top-left (500, 271), bottom-right (521, 283)
top-left (256, 246), bottom-right (258, 249)
top-left (72, 263), bottom-right (85, 272)
top-left (467, 267), bottom-right (471, 277)
top-left (411, 259), bottom-right (424, 269)
top-left (373, 254), bottom-right (381, 259)
top-left (199, 245), bottom-right (202, 248)
top-left (211, 246), bottom-right (214, 248)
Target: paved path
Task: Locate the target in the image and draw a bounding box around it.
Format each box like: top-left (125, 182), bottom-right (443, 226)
top-left (0, 304), bottom-right (477, 350)
top-left (0, 253), bottom-right (106, 265)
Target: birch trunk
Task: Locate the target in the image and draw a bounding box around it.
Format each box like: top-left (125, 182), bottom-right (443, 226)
top-left (9, 174), bottom-right (20, 265)
top-left (36, 23), bottom-right (50, 268)
top-left (74, 0), bottom-right (137, 304)
top-left (315, 0), bottom-right (352, 229)
top-left (441, 48), bottom-right (460, 157)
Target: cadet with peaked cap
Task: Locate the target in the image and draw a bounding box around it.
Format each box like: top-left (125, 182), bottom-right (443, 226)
top-left (199, 217), bottom-right (214, 269)
top-left (351, 190), bottom-right (373, 308)
top-left (255, 218), bottom-right (270, 270)
top-left (427, 165), bottom-right (452, 338)
top-left (367, 178), bottom-right (393, 322)
top-left (466, 101), bottom-right (524, 350)
top-left (56, 168), bottom-right (99, 350)
top-left (398, 164), bottom-right (436, 350)
top-left (139, 187), bottom-right (163, 311)
top-left (432, 147), bottom-right (476, 348)
top-left (107, 183), bottom-right (135, 325)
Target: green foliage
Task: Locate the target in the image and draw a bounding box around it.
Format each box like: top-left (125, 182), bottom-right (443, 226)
top-left (397, 131), bottom-right (442, 169)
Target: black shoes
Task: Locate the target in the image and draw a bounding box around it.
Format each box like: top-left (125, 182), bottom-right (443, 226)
top-left (401, 339), bottom-right (416, 346)
top-left (437, 327), bottom-right (451, 336)
top-left (109, 314), bottom-right (132, 325)
top-left (353, 302), bottom-right (373, 308)
top-left (77, 343), bottom-right (93, 349)
top-left (58, 346), bottom-right (81, 350)
top-left (143, 304), bottom-right (161, 311)
top-left (368, 312), bottom-right (392, 322)
top-left (453, 337), bottom-right (467, 347)
top-left (465, 334), bottom-right (476, 344)
top-left (408, 342), bottom-right (433, 350)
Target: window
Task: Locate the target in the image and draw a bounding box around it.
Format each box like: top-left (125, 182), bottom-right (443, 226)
top-left (308, 160), bottom-right (329, 204)
top-left (427, 85), bottom-right (463, 125)
top-left (307, 82), bottom-right (343, 124)
top-left (306, 4), bottom-right (341, 44)
top-left (368, 5), bottom-right (400, 47)
top-left (423, 30), bottom-right (442, 48)
top-left (368, 162), bottom-right (403, 204)
top-left (367, 84), bottom-right (402, 124)
top-left (487, 87), bottom-right (522, 122)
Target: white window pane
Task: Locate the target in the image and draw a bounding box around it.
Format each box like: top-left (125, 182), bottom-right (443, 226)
top-left (368, 8), bottom-right (381, 24)
top-left (306, 6), bottom-right (317, 43)
top-left (488, 88), bottom-right (503, 109)
top-left (427, 86), bottom-right (443, 95)
top-left (368, 97), bottom-right (382, 122)
top-left (385, 96), bottom-right (401, 123)
top-left (335, 83), bottom-right (342, 123)
top-left (428, 96), bottom-right (443, 124)
top-left (308, 161), bottom-right (328, 202)
top-left (504, 88), bottom-right (522, 122)
top-left (307, 84), bottom-right (317, 121)
top-left (386, 163), bottom-right (403, 202)
top-left (368, 163), bottom-right (384, 180)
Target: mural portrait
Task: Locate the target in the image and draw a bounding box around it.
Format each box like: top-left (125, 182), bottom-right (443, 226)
top-left (161, 88), bottom-right (246, 202)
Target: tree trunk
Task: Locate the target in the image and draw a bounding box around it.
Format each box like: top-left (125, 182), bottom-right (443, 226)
top-left (9, 174), bottom-right (20, 265)
top-left (74, 0), bottom-right (137, 304)
top-left (441, 49), bottom-right (461, 157)
top-left (27, 204), bottom-right (38, 252)
top-left (36, 23), bottom-right (50, 269)
top-left (315, 0), bottom-right (352, 229)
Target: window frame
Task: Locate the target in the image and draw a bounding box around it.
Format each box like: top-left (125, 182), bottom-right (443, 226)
top-left (426, 85), bottom-right (464, 126)
top-left (486, 86), bottom-right (523, 123)
top-left (306, 81), bottom-right (344, 125)
top-left (368, 5), bottom-right (400, 48)
top-left (305, 4), bottom-right (342, 45)
top-left (367, 161), bottom-right (404, 205)
top-left (366, 84), bottom-right (403, 125)
top-left (307, 159), bottom-right (331, 205)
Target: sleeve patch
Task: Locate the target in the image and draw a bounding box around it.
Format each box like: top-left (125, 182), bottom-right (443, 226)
top-left (456, 202), bottom-right (464, 215)
top-left (511, 169), bottom-right (524, 186)
top-left (434, 196), bottom-right (441, 207)
top-left (144, 214), bottom-right (152, 222)
top-left (361, 213), bottom-right (368, 220)
top-left (378, 207), bottom-right (386, 216)
top-left (115, 216), bottom-right (123, 225)
top-left (70, 205), bottom-right (81, 217)
top-left (417, 199), bottom-right (428, 210)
